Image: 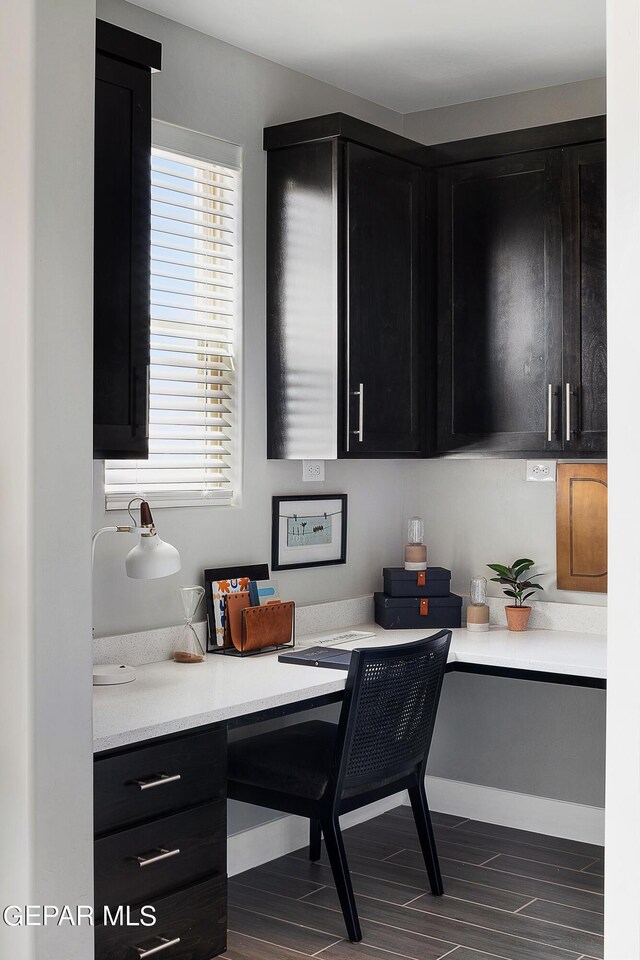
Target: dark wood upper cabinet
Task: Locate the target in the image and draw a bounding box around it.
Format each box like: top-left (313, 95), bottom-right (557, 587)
top-left (345, 143), bottom-right (424, 456)
top-left (562, 141), bottom-right (607, 454)
top-left (433, 117), bottom-right (606, 457)
top-left (436, 150), bottom-right (564, 454)
top-left (265, 115), bottom-right (428, 459)
top-left (93, 21), bottom-right (161, 460)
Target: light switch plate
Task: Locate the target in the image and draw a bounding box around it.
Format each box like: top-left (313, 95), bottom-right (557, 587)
top-left (302, 460), bottom-right (325, 482)
top-left (526, 460), bottom-right (557, 482)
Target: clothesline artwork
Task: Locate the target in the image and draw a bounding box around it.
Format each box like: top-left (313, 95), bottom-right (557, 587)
top-left (286, 514), bottom-right (333, 547)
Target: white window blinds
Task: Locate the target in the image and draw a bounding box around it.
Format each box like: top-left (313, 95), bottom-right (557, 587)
top-left (105, 129), bottom-right (241, 509)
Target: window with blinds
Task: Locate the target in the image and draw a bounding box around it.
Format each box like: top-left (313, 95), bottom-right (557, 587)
top-left (105, 131), bottom-right (240, 509)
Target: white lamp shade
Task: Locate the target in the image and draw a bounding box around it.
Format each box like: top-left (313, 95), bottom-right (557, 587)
top-left (125, 534), bottom-right (181, 579)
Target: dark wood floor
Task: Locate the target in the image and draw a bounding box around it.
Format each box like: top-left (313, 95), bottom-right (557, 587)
top-left (223, 806), bottom-right (603, 960)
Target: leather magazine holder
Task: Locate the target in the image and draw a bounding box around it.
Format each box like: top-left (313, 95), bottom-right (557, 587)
top-left (239, 601), bottom-right (295, 654)
top-left (224, 592), bottom-right (251, 650)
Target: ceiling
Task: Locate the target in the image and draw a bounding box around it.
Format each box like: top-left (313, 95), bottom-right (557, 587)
top-left (128, 0), bottom-right (605, 114)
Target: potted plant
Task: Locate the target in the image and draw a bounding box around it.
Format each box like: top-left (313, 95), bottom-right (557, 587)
top-left (487, 559), bottom-right (543, 631)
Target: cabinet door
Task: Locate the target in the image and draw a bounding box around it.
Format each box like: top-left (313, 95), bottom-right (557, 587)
top-left (343, 143), bottom-right (425, 456)
top-left (562, 141), bottom-right (606, 454)
top-left (556, 463), bottom-right (607, 592)
top-left (436, 151), bottom-right (564, 454)
top-left (94, 52), bottom-right (150, 459)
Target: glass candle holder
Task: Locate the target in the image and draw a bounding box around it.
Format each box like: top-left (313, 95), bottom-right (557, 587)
top-left (407, 516), bottom-right (425, 545)
top-left (404, 516), bottom-right (427, 570)
top-left (470, 576), bottom-right (487, 606)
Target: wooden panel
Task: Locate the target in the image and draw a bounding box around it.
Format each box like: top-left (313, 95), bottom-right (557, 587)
top-left (428, 115), bottom-right (605, 167)
top-left (263, 113), bottom-right (430, 166)
top-left (266, 142), bottom-right (338, 460)
top-left (556, 463), bottom-right (607, 592)
top-left (95, 875), bottom-right (226, 960)
top-left (562, 141), bottom-right (607, 454)
top-left (436, 150), bottom-right (563, 453)
top-left (345, 143), bottom-right (425, 455)
top-left (94, 51), bottom-right (150, 458)
top-left (94, 800), bottom-right (225, 912)
top-left (94, 726), bottom-right (226, 835)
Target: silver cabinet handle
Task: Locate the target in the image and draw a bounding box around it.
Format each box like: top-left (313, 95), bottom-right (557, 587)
top-left (132, 773), bottom-right (181, 791)
top-left (135, 936), bottom-right (181, 958)
top-left (565, 383), bottom-right (571, 442)
top-left (351, 382), bottom-right (364, 443)
top-left (136, 847), bottom-right (180, 868)
top-left (547, 384), bottom-right (553, 442)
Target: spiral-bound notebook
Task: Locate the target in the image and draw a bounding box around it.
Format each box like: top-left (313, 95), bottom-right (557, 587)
top-left (278, 646), bottom-right (352, 670)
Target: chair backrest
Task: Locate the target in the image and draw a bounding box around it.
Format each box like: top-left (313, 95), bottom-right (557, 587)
top-left (332, 631), bottom-right (451, 797)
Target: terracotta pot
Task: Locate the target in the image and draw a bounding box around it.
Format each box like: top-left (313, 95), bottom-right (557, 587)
top-left (505, 605), bottom-right (532, 632)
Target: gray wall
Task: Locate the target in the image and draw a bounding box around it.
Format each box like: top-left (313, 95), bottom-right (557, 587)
top-left (429, 675), bottom-right (606, 806)
top-left (403, 459), bottom-right (607, 607)
top-left (93, 0), bottom-right (406, 638)
top-left (2, 1), bottom-right (95, 958)
top-left (404, 76), bottom-right (606, 143)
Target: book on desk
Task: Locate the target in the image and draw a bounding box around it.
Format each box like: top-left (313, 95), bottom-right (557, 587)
top-left (279, 646), bottom-right (352, 670)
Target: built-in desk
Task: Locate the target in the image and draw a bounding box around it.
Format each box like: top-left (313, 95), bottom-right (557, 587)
top-left (93, 623), bottom-right (606, 753)
top-left (92, 622), bottom-right (605, 960)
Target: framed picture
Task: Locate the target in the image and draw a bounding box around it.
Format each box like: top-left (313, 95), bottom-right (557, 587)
top-left (272, 495), bottom-right (347, 571)
top-left (203, 563), bottom-right (269, 651)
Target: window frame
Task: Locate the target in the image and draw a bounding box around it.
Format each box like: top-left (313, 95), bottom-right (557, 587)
top-left (104, 121), bottom-right (243, 510)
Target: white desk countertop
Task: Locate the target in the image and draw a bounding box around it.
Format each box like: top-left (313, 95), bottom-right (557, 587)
top-left (93, 624), bottom-right (606, 753)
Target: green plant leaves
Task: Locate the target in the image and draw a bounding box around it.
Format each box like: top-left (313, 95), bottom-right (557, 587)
top-left (487, 559), bottom-right (544, 602)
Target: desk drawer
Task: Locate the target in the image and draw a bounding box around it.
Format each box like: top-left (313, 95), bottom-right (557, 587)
top-left (95, 801), bottom-right (225, 913)
top-left (95, 726), bottom-right (225, 834)
top-left (95, 875), bottom-right (226, 960)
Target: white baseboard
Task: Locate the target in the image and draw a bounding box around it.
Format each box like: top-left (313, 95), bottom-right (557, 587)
top-left (415, 776), bottom-right (604, 845)
top-left (227, 794), bottom-right (403, 877)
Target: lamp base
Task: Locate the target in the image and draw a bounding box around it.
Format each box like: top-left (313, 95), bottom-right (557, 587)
top-left (93, 664), bottom-right (136, 686)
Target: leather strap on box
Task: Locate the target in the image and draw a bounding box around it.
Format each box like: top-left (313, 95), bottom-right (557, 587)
top-left (417, 571), bottom-right (426, 587)
top-left (420, 598), bottom-right (429, 616)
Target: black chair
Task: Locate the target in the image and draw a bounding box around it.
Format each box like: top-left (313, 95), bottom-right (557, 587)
top-left (227, 630), bottom-right (452, 942)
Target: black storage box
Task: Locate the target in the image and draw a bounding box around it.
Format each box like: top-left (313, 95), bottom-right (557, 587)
top-left (382, 566), bottom-right (452, 598)
top-left (374, 592), bottom-right (462, 629)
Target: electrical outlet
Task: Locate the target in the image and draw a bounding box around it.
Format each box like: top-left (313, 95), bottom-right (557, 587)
top-left (526, 460), bottom-right (557, 482)
top-left (302, 460), bottom-right (325, 482)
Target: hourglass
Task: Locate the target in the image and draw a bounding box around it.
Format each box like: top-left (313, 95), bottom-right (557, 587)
top-left (173, 585), bottom-right (206, 663)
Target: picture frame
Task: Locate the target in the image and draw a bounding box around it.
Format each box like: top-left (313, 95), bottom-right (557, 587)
top-left (203, 563), bottom-right (269, 651)
top-left (272, 495), bottom-right (347, 571)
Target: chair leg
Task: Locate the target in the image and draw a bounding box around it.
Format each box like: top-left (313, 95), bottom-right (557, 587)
top-left (408, 779), bottom-right (444, 896)
top-left (310, 819), bottom-right (322, 861)
top-left (321, 815), bottom-right (362, 942)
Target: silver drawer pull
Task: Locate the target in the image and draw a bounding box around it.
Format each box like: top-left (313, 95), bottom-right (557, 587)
top-left (132, 773), bottom-right (181, 791)
top-left (547, 383), bottom-right (553, 442)
top-left (565, 382), bottom-right (572, 442)
top-left (136, 847), bottom-right (181, 868)
top-left (351, 382), bottom-right (364, 442)
top-left (135, 936), bottom-right (181, 958)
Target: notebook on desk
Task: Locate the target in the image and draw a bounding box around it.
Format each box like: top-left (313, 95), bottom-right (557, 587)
top-left (278, 646), bottom-right (352, 670)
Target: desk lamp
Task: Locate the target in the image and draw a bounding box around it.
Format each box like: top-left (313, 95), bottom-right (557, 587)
top-left (92, 498), bottom-right (181, 685)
